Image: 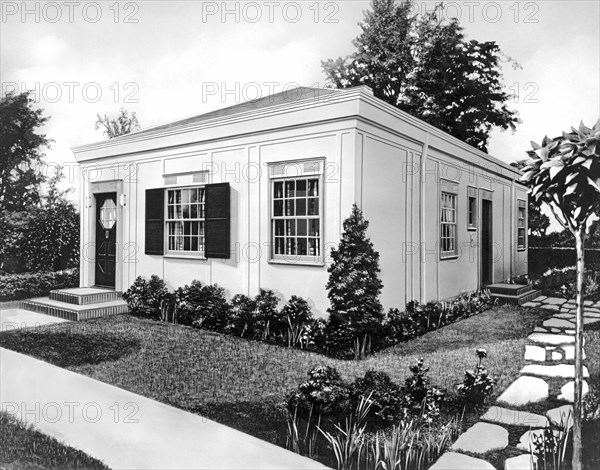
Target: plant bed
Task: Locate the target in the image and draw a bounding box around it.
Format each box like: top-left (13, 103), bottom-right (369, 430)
top-left (0, 412), bottom-right (109, 470)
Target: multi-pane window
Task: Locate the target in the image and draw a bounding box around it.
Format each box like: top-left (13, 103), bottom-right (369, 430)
top-left (440, 192), bottom-right (458, 258)
top-left (517, 200), bottom-right (526, 249)
top-left (271, 161), bottom-right (323, 262)
top-left (467, 187), bottom-right (477, 230)
top-left (166, 187), bottom-right (205, 254)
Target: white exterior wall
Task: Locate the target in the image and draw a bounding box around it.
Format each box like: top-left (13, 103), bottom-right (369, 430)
top-left (74, 86), bottom-right (528, 316)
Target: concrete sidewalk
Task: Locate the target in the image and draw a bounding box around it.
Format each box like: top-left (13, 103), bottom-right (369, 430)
top-left (0, 347), bottom-right (328, 470)
top-left (1, 307), bottom-right (68, 330)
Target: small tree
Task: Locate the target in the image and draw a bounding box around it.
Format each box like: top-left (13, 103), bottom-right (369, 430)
top-left (325, 204), bottom-right (384, 358)
top-left (520, 119), bottom-right (600, 470)
top-left (95, 108), bottom-right (140, 139)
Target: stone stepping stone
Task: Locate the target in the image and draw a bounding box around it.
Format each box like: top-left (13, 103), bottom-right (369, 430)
top-left (430, 452), bottom-right (495, 470)
top-left (504, 454), bottom-right (537, 470)
top-left (481, 406), bottom-right (549, 428)
top-left (558, 380), bottom-right (589, 402)
top-left (524, 345), bottom-right (546, 362)
top-left (584, 317), bottom-right (600, 325)
top-left (546, 405), bottom-right (573, 429)
top-left (451, 422), bottom-right (508, 454)
top-left (522, 301), bottom-right (540, 308)
top-left (544, 297), bottom-right (567, 305)
top-left (497, 376), bottom-right (548, 407)
top-left (517, 429), bottom-right (563, 452)
top-left (527, 333), bottom-right (576, 346)
top-left (520, 364), bottom-right (589, 379)
top-left (533, 296), bottom-right (547, 302)
top-left (542, 318), bottom-right (575, 329)
top-left (540, 305), bottom-right (560, 311)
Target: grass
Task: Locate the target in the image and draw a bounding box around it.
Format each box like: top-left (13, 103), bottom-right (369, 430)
top-left (0, 412), bottom-right (109, 470)
top-left (0, 304), bottom-right (550, 450)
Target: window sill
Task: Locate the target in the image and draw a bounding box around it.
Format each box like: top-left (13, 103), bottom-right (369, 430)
top-left (164, 253), bottom-right (208, 261)
top-left (440, 255), bottom-right (459, 261)
top-left (268, 259), bottom-right (325, 267)
top-left (517, 247), bottom-right (527, 252)
top-left (467, 227), bottom-right (477, 231)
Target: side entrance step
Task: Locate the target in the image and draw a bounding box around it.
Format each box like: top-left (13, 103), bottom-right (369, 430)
top-left (487, 283), bottom-right (541, 306)
top-left (21, 287), bottom-right (129, 321)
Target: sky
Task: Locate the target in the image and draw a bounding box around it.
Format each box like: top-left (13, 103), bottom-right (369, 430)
top-left (1, 0), bottom-right (599, 229)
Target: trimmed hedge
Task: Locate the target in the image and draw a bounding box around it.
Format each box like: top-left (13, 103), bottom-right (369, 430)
top-left (529, 247), bottom-right (600, 276)
top-left (0, 268), bottom-right (79, 301)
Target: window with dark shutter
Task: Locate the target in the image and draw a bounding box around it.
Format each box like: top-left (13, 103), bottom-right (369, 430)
top-left (145, 188), bottom-right (164, 255)
top-left (205, 183), bottom-right (230, 259)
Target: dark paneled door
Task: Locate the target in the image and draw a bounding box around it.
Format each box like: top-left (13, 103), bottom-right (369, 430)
top-left (95, 193), bottom-right (117, 288)
top-left (481, 200), bottom-right (493, 286)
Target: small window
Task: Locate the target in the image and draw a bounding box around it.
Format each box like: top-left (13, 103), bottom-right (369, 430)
top-left (270, 161), bottom-right (323, 263)
top-left (517, 199), bottom-right (527, 250)
top-left (166, 187), bottom-right (205, 255)
top-left (441, 192), bottom-right (458, 258)
top-left (467, 187), bottom-right (477, 230)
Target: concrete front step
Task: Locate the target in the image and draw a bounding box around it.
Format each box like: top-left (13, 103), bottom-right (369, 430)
top-left (490, 289), bottom-right (541, 306)
top-left (487, 283), bottom-right (533, 296)
top-left (49, 287), bottom-right (123, 305)
top-left (21, 297), bottom-right (129, 321)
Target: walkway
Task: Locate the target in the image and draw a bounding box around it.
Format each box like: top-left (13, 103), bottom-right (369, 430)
top-left (0, 347), bottom-right (328, 470)
top-left (430, 296), bottom-right (599, 470)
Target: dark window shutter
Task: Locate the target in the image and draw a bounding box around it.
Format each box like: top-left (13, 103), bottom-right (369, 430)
top-left (145, 189), bottom-right (164, 255)
top-left (205, 183), bottom-right (230, 259)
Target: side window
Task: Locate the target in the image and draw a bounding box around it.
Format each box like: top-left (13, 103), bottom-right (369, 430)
top-left (467, 187), bottom-right (477, 230)
top-left (517, 199), bottom-right (527, 250)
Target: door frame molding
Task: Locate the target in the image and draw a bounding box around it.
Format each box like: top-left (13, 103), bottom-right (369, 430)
top-left (89, 180), bottom-right (124, 291)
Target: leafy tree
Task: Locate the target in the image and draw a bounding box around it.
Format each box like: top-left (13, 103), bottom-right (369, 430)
top-left (0, 91), bottom-right (51, 212)
top-left (95, 108), bottom-right (140, 139)
top-left (322, 0), bottom-right (519, 151)
top-left (325, 204), bottom-right (384, 358)
top-left (520, 119), bottom-right (600, 470)
top-left (21, 167), bottom-right (80, 272)
top-left (528, 199), bottom-right (550, 237)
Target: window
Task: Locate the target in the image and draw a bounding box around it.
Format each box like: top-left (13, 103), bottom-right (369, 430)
top-left (271, 161), bottom-right (323, 262)
top-left (440, 192), bottom-right (458, 258)
top-left (467, 187), bottom-right (477, 230)
top-left (166, 187), bottom-right (205, 254)
top-left (517, 199), bottom-right (527, 250)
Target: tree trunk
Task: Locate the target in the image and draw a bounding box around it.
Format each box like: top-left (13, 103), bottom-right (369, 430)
top-left (572, 228), bottom-right (585, 470)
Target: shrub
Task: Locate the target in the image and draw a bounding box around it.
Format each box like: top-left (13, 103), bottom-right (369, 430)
top-left (228, 293), bottom-right (258, 337)
top-left (281, 295), bottom-right (314, 348)
top-left (122, 275), bottom-right (169, 320)
top-left (455, 349), bottom-right (496, 407)
top-left (174, 281), bottom-right (231, 331)
top-left (0, 268), bottom-right (79, 301)
top-left (537, 266), bottom-right (598, 299)
top-left (583, 387), bottom-right (600, 422)
top-left (349, 370), bottom-right (405, 425)
top-left (286, 365), bottom-right (350, 418)
top-left (254, 289), bottom-right (283, 342)
top-left (402, 358), bottom-right (445, 424)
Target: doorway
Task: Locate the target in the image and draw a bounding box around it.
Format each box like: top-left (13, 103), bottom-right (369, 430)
top-left (481, 199), bottom-right (493, 286)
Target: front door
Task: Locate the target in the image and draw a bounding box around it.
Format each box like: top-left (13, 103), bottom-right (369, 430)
top-left (481, 200), bottom-right (493, 286)
top-left (95, 193), bottom-right (117, 288)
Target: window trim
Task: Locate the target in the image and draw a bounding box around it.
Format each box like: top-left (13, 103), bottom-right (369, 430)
top-left (517, 198), bottom-right (527, 251)
top-left (440, 185), bottom-right (458, 260)
top-left (164, 185), bottom-right (207, 259)
top-left (268, 159), bottom-right (325, 265)
top-left (467, 186), bottom-right (477, 231)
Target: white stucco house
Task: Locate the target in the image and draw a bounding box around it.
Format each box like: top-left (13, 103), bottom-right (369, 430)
top-left (72, 86), bottom-right (528, 316)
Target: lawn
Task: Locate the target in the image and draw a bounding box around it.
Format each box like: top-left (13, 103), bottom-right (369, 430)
top-left (0, 304), bottom-right (554, 450)
top-left (0, 412), bottom-right (109, 470)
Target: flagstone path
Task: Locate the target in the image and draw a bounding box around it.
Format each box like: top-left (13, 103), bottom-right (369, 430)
top-left (430, 295), bottom-right (598, 470)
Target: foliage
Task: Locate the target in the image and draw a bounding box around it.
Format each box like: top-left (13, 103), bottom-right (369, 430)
top-left (455, 349), bottom-right (496, 407)
top-left (95, 107), bottom-right (140, 139)
top-left (286, 366), bottom-right (350, 417)
top-left (0, 210), bottom-right (33, 273)
top-left (254, 288), bottom-right (284, 342)
top-left (583, 388), bottom-right (600, 422)
top-left (401, 358), bottom-right (445, 424)
top-left (530, 420), bottom-right (571, 470)
top-left (325, 204), bottom-right (384, 358)
top-left (349, 370), bottom-right (404, 426)
top-left (0, 91), bottom-right (51, 213)
top-left (322, 0), bottom-right (519, 151)
top-left (0, 268), bottom-right (78, 301)
top-left (281, 295), bottom-right (315, 348)
top-left (536, 266), bottom-right (599, 300)
top-left (122, 275), bottom-right (169, 321)
top-left (174, 281), bottom-right (231, 331)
